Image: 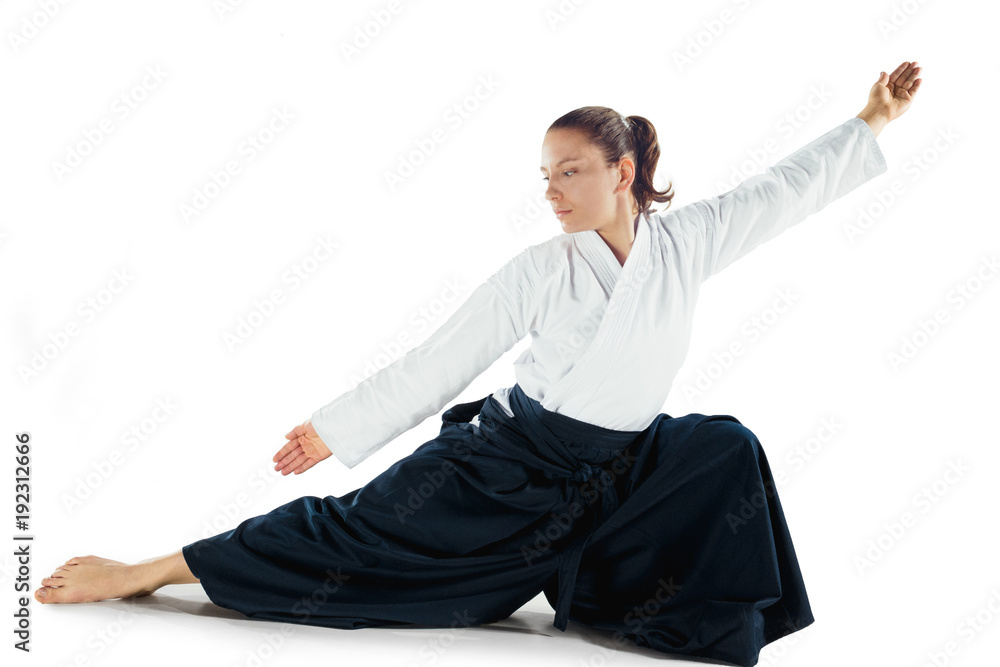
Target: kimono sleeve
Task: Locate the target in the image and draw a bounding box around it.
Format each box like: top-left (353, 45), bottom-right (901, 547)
top-left (310, 249), bottom-right (539, 469)
top-left (691, 116), bottom-right (887, 280)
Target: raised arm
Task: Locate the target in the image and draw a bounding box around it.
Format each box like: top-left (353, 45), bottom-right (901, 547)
top-left (685, 61), bottom-right (921, 279)
top-left (690, 115), bottom-right (887, 279)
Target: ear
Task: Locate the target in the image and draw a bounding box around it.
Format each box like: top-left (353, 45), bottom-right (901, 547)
top-left (618, 155), bottom-right (637, 187)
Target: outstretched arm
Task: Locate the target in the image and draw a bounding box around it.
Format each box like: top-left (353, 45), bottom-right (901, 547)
top-left (855, 60), bottom-right (923, 137)
top-left (679, 61), bottom-right (924, 280)
top-left (276, 248), bottom-right (539, 472)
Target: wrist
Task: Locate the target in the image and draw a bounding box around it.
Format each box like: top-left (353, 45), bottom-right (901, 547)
top-left (856, 106), bottom-right (890, 137)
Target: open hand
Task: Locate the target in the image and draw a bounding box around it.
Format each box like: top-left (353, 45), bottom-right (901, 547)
top-left (273, 420), bottom-right (332, 475)
top-left (866, 60), bottom-right (923, 123)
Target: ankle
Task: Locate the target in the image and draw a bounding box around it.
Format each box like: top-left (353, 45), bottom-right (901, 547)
top-left (138, 550), bottom-right (198, 589)
top-left (131, 560), bottom-right (168, 594)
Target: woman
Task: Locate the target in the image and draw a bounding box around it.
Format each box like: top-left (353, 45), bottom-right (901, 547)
top-left (35, 61), bottom-right (922, 667)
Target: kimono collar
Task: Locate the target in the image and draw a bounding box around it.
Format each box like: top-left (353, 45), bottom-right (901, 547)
top-left (576, 210), bottom-right (651, 295)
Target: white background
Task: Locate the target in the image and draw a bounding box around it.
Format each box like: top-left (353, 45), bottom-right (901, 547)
top-left (3, 1), bottom-right (997, 666)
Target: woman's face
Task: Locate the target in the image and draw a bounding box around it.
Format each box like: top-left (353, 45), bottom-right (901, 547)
top-left (540, 128), bottom-right (635, 233)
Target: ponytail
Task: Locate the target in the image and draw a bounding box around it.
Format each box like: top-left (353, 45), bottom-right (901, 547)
top-left (625, 114), bottom-right (675, 215)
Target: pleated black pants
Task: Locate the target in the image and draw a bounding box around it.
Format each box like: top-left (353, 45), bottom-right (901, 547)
top-left (181, 384), bottom-right (813, 666)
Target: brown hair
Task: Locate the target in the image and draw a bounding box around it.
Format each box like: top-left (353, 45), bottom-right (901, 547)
top-left (546, 106), bottom-right (674, 216)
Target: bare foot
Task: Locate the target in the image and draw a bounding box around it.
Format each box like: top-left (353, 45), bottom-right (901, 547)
top-left (34, 555), bottom-right (158, 604)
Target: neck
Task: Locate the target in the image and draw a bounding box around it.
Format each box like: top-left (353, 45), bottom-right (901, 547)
top-left (596, 206), bottom-right (640, 267)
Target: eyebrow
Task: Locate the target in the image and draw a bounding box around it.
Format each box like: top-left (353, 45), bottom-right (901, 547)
top-left (540, 157), bottom-right (582, 172)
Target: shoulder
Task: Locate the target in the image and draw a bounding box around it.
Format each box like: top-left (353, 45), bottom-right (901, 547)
top-left (489, 233), bottom-right (570, 287)
top-left (646, 203), bottom-right (712, 250)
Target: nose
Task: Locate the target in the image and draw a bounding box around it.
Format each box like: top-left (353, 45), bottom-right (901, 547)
top-left (545, 181), bottom-right (559, 202)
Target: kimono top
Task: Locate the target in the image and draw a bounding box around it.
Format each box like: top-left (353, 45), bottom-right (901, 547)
top-left (312, 116), bottom-right (887, 468)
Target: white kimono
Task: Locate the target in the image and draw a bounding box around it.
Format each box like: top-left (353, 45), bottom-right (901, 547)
top-left (312, 116), bottom-right (887, 468)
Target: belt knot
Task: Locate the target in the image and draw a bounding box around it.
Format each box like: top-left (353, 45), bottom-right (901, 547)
top-left (571, 463), bottom-right (602, 483)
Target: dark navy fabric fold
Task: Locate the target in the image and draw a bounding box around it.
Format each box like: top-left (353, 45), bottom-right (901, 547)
top-left (182, 384), bottom-right (813, 666)
top-left (472, 386), bottom-right (641, 633)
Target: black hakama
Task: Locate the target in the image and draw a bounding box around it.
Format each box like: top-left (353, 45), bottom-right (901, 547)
top-left (182, 384), bottom-right (813, 666)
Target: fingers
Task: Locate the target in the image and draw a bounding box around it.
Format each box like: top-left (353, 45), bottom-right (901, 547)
top-left (274, 438), bottom-right (305, 467)
top-left (272, 439), bottom-right (299, 463)
top-left (277, 452), bottom-right (309, 475)
top-left (293, 458), bottom-right (316, 475)
top-left (890, 61), bottom-right (920, 87)
top-left (274, 425), bottom-right (310, 462)
top-left (889, 61), bottom-right (910, 83)
top-left (276, 422), bottom-right (327, 473)
top-left (275, 444), bottom-right (318, 475)
top-left (896, 64), bottom-right (921, 100)
top-left (274, 448), bottom-right (302, 472)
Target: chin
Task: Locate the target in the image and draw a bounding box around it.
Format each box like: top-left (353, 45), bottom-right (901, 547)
top-left (558, 216), bottom-right (586, 233)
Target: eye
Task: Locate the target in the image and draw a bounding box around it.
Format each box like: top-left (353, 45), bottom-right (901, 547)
top-left (541, 171), bottom-right (574, 181)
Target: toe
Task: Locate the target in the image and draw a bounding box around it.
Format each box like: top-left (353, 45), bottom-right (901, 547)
top-left (36, 585), bottom-right (77, 604)
top-left (65, 555), bottom-right (95, 565)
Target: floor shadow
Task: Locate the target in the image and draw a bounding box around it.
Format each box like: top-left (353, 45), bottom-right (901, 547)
top-left (81, 584), bottom-right (248, 621)
top-left (87, 587), bottom-right (738, 664)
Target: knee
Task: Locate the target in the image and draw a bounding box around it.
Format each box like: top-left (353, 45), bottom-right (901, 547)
top-left (692, 418), bottom-right (760, 461)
